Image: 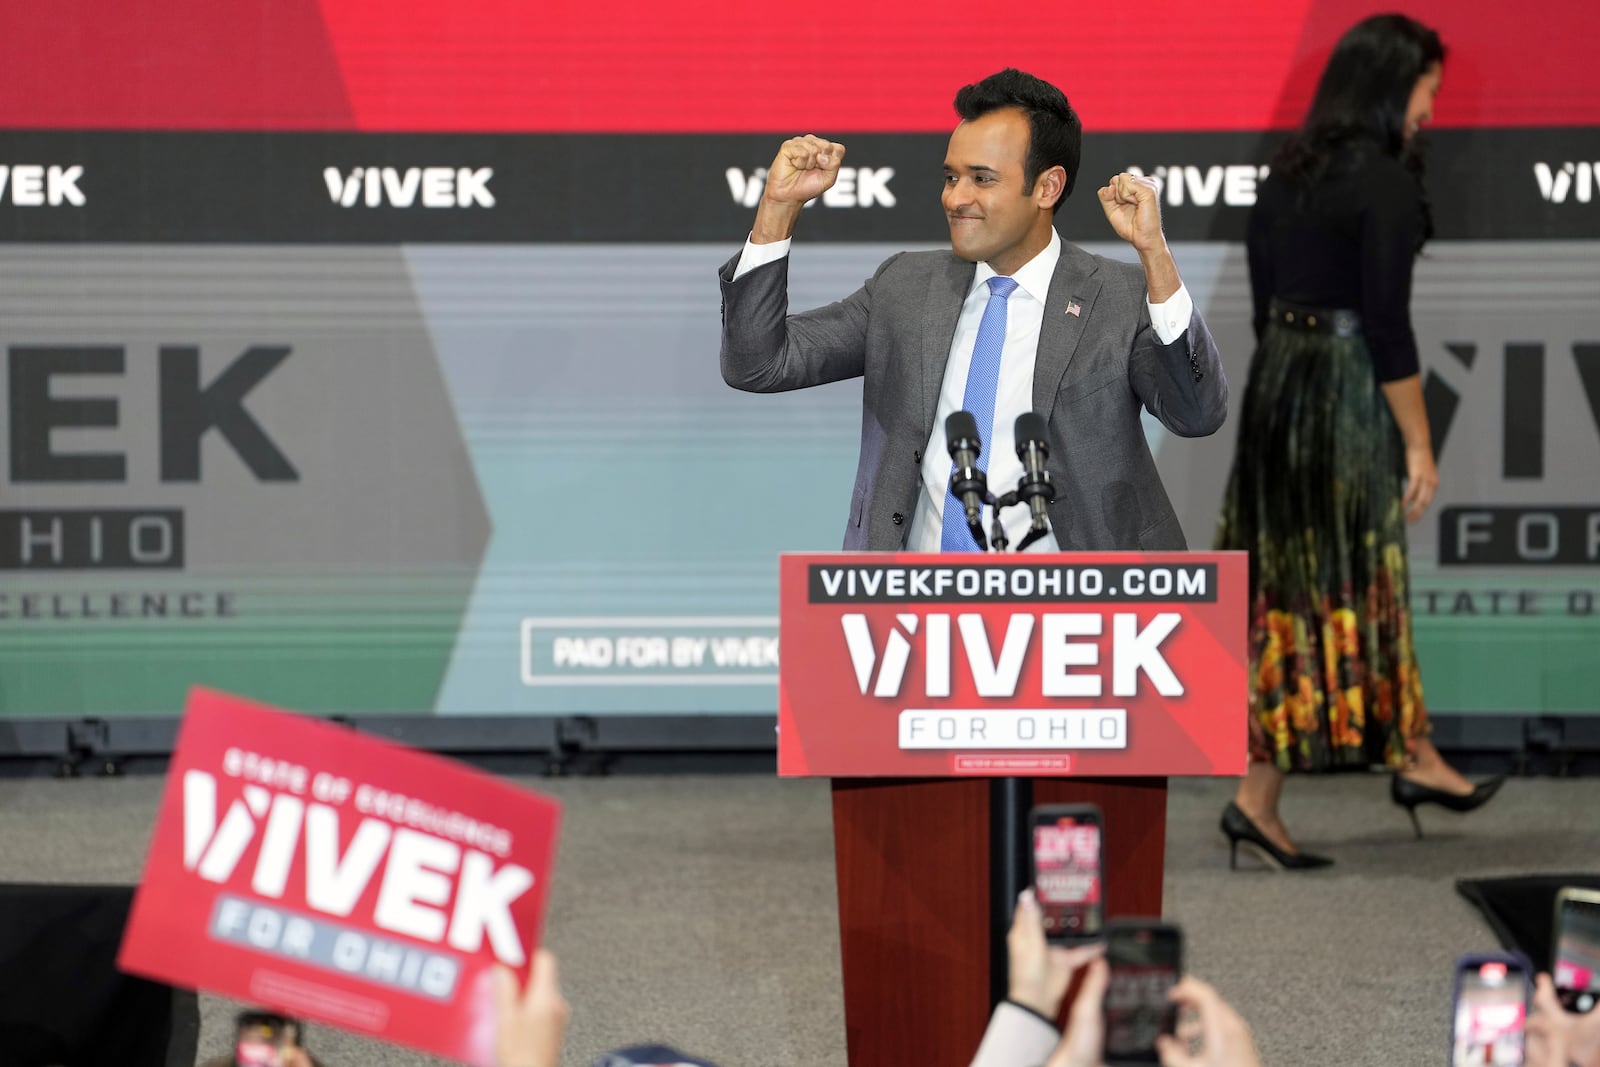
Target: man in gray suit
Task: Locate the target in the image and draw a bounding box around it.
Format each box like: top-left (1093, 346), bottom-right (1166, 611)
top-left (719, 68), bottom-right (1228, 552)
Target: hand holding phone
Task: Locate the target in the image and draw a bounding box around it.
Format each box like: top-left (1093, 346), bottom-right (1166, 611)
top-left (1451, 953), bottom-right (1531, 1067)
top-left (1102, 918), bottom-right (1182, 1066)
top-left (1029, 804), bottom-right (1105, 946)
top-left (1043, 954), bottom-right (1112, 1067)
top-left (1553, 887), bottom-right (1600, 1014)
top-left (1528, 973), bottom-right (1580, 1067)
top-left (1007, 889), bottom-right (1105, 1020)
top-left (234, 1012), bottom-right (305, 1067)
top-left (1152, 977), bottom-right (1263, 1067)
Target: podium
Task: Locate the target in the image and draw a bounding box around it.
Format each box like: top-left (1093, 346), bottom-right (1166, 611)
top-left (778, 552), bottom-right (1246, 1065)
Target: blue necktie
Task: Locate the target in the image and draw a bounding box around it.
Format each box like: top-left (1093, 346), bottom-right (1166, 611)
top-left (941, 275), bottom-right (1019, 552)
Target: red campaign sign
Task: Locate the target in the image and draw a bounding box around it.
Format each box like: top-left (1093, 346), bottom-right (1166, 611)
top-left (778, 552), bottom-right (1248, 778)
top-left (118, 688), bottom-right (561, 1066)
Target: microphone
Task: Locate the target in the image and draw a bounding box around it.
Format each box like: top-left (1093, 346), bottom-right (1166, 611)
top-left (945, 410), bottom-right (988, 551)
top-left (1013, 412), bottom-right (1055, 550)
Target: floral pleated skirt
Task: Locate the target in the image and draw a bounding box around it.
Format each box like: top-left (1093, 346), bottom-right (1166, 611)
top-left (1215, 302), bottom-right (1428, 772)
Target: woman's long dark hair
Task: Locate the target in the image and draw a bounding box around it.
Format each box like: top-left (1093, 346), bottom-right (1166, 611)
top-left (1273, 13), bottom-right (1445, 243)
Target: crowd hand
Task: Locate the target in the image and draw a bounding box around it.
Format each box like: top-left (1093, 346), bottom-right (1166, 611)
top-left (1154, 977), bottom-right (1262, 1067)
top-left (1528, 975), bottom-right (1575, 1067)
top-left (1096, 172), bottom-right (1166, 253)
top-left (204, 1044), bottom-right (312, 1067)
top-left (1528, 972), bottom-right (1600, 1067)
top-left (1044, 956), bottom-right (1109, 1067)
top-left (1402, 442), bottom-right (1439, 522)
top-left (761, 135), bottom-right (847, 206)
top-left (493, 949), bottom-right (571, 1067)
top-left (1008, 888), bottom-right (1105, 1018)
top-left (1573, 994), bottom-right (1600, 1067)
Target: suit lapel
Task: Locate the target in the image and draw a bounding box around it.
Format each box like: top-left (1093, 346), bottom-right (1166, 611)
top-left (1032, 243), bottom-right (1103, 415)
top-left (920, 253), bottom-right (976, 441)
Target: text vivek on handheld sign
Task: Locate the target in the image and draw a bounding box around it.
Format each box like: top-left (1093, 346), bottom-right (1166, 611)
top-left (118, 688), bottom-right (562, 1067)
top-left (777, 553), bottom-right (1248, 778)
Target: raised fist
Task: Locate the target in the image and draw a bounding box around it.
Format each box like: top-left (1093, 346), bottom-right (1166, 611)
top-left (762, 134), bottom-right (848, 206)
top-left (1097, 171), bottom-right (1166, 253)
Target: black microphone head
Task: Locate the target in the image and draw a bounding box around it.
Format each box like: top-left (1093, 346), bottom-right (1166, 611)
top-left (945, 410), bottom-right (982, 457)
top-left (1014, 412), bottom-right (1049, 457)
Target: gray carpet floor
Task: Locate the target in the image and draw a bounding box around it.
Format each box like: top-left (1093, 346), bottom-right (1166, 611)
top-left (2, 770), bottom-right (1597, 1066)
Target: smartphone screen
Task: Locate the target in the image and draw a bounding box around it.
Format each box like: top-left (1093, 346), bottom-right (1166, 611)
top-left (234, 1031), bottom-right (283, 1067)
top-left (235, 1013), bottom-right (296, 1067)
top-left (1103, 922), bottom-right (1181, 1064)
top-left (1031, 810), bottom-right (1102, 942)
top-left (1451, 958), bottom-right (1528, 1067)
top-left (1555, 893), bottom-right (1600, 1013)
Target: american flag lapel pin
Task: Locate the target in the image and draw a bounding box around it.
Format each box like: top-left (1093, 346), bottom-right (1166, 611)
top-left (1065, 299), bottom-right (1082, 317)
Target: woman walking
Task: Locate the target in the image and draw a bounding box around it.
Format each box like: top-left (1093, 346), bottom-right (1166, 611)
top-left (1216, 13), bottom-right (1504, 869)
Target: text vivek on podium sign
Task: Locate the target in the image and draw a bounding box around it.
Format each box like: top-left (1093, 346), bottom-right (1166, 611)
top-left (777, 553), bottom-right (1249, 778)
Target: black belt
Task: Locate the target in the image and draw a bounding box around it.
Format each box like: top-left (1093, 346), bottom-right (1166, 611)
top-left (1269, 300), bottom-right (1361, 337)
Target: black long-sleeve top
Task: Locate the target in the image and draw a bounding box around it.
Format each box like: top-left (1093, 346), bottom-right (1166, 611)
top-left (1246, 148), bottom-right (1423, 382)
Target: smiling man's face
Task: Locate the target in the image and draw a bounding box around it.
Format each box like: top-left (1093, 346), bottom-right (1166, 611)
top-left (942, 107), bottom-right (1059, 277)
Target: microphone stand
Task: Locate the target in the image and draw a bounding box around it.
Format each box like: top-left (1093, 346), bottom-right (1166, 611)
top-left (943, 413), bottom-right (1057, 1001)
top-left (950, 480), bottom-right (992, 552)
top-left (982, 495), bottom-right (1034, 1007)
top-left (989, 771), bottom-right (1033, 1007)
top-left (1014, 524), bottom-right (1052, 553)
top-left (983, 467), bottom-right (1052, 1006)
top-left (987, 491), bottom-right (1018, 553)
top-left (982, 492), bottom-right (1054, 553)
top-left (1013, 466), bottom-right (1055, 552)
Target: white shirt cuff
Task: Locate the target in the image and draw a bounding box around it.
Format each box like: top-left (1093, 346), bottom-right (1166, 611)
top-left (967, 1002), bottom-right (1060, 1067)
top-left (733, 235), bottom-right (791, 280)
top-left (1147, 284), bottom-right (1193, 346)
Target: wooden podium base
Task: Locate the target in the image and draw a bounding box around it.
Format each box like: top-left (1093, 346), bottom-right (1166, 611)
top-left (829, 776), bottom-right (1167, 1066)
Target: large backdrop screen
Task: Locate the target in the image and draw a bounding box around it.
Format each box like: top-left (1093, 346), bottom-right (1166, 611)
top-left (1, 0), bottom-right (1595, 721)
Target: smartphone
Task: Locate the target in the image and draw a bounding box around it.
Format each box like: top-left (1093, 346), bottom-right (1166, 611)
top-left (1450, 953), bottom-right (1531, 1067)
top-left (1554, 887), bottom-right (1600, 1013)
top-left (234, 1011), bottom-right (301, 1067)
top-left (1102, 918), bottom-right (1182, 1065)
top-left (1028, 803), bottom-right (1104, 944)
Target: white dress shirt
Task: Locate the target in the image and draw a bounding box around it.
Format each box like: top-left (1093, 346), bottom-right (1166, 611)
top-left (733, 232), bottom-right (1193, 552)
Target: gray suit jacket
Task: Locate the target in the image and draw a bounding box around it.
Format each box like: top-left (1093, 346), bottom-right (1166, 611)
top-left (718, 241), bottom-right (1228, 551)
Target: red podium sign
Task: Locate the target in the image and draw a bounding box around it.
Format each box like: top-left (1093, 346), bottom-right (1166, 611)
top-left (778, 552), bottom-right (1247, 778)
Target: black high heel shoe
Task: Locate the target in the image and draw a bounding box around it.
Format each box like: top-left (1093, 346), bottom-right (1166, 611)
top-left (1390, 773), bottom-right (1507, 838)
top-left (1220, 802), bottom-right (1334, 871)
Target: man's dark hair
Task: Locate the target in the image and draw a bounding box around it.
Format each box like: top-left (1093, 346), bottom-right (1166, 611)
top-left (953, 68), bottom-right (1082, 213)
